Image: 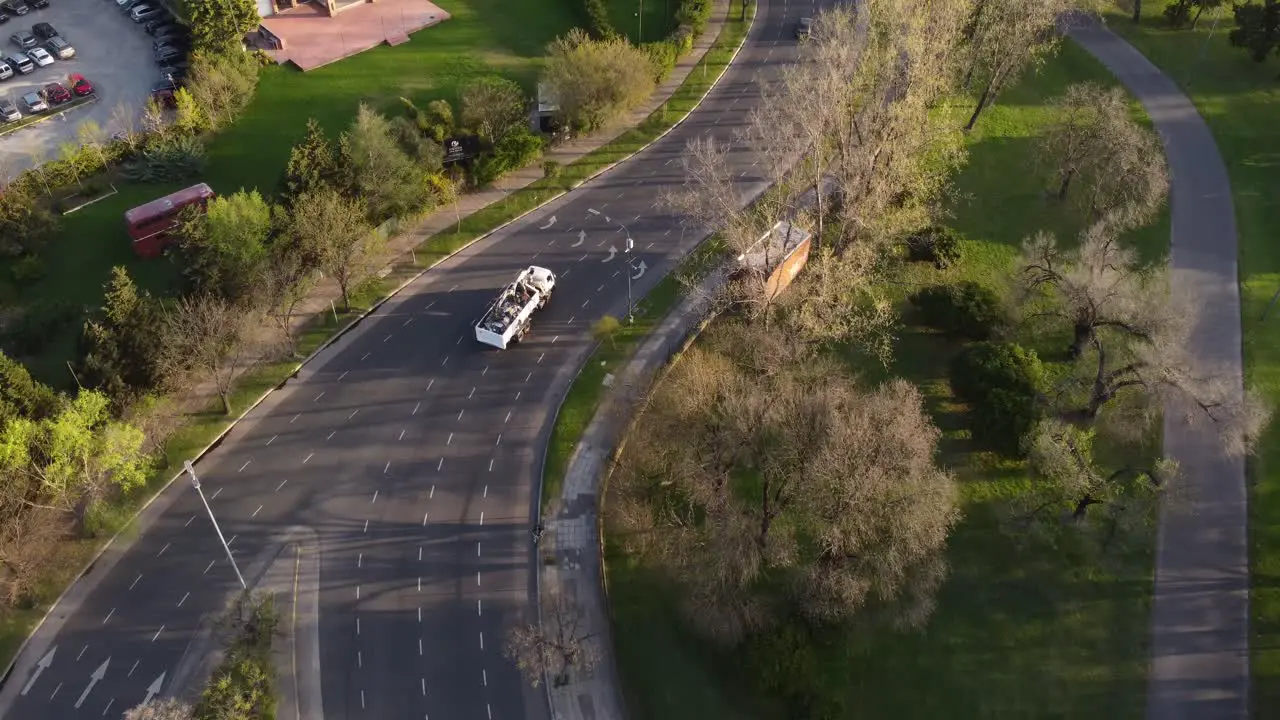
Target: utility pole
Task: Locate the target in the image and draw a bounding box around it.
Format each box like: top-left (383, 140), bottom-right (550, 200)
top-left (184, 460), bottom-right (247, 590)
top-left (625, 236), bottom-right (635, 324)
top-left (637, 0), bottom-right (644, 44)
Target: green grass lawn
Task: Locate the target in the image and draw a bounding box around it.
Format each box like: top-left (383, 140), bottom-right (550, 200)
top-left (606, 0), bottom-right (676, 44)
top-left (605, 39), bottom-right (1166, 720)
top-left (1096, 2), bottom-right (1280, 715)
top-left (4, 0), bottom-right (585, 388)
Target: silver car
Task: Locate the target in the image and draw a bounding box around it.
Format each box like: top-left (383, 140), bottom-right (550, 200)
top-left (0, 60), bottom-right (11, 80)
top-left (0, 98), bottom-right (19, 122)
top-left (20, 90), bottom-right (45, 112)
top-left (45, 35), bottom-right (73, 59)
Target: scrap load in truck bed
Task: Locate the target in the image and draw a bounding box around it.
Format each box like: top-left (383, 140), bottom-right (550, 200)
top-left (475, 266), bottom-right (557, 349)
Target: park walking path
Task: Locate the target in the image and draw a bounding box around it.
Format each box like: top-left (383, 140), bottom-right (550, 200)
top-left (1067, 15), bottom-right (1251, 720)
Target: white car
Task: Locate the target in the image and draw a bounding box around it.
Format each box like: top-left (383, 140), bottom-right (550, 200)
top-left (26, 47), bottom-right (53, 67)
top-left (0, 61), bottom-right (12, 81)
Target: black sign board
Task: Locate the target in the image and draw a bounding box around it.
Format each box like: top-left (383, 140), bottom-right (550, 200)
top-left (442, 135), bottom-right (483, 165)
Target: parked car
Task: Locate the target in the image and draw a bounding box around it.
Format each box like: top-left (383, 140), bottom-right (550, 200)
top-left (795, 16), bottom-right (812, 40)
top-left (9, 28), bottom-right (33, 48)
top-left (68, 71), bottom-right (91, 95)
top-left (26, 45), bottom-right (51, 66)
top-left (0, 0), bottom-right (28, 16)
top-left (0, 12), bottom-right (9, 24)
top-left (152, 31), bottom-right (187, 49)
top-left (44, 34), bottom-right (70, 58)
top-left (0, 98), bottom-right (19, 122)
top-left (145, 19), bottom-right (177, 36)
top-left (29, 0), bottom-right (47, 8)
top-left (30, 20), bottom-right (53, 39)
top-left (20, 90), bottom-right (44, 112)
top-left (41, 80), bottom-right (69, 104)
top-left (149, 82), bottom-right (175, 108)
top-left (0, 59), bottom-right (10, 80)
top-left (5, 51), bottom-right (31, 72)
top-left (153, 45), bottom-right (183, 64)
top-left (159, 67), bottom-right (186, 85)
top-left (117, 0), bottom-right (145, 11)
top-left (130, 3), bottom-right (162, 21)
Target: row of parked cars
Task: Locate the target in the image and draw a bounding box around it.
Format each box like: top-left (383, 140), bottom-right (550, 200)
top-left (1, 21), bottom-right (72, 79)
top-left (0, 72), bottom-right (93, 123)
top-left (0, 0), bottom-right (51, 24)
top-left (107, 0), bottom-right (191, 106)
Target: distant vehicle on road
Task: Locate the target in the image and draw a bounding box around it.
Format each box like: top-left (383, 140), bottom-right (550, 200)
top-left (0, 98), bottom-right (19, 121)
top-left (124, 182), bottom-right (215, 258)
top-left (795, 17), bottom-right (812, 39)
top-left (475, 265), bottom-right (556, 349)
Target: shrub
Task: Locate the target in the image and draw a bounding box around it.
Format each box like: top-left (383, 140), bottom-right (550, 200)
top-left (904, 225), bottom-right (963, 269)
top-left (1163, 0), bottom-right (1193, 28)
top-left (910, 281), bottom-right (1004, 340)
top-left (949, 341), bottom-right (1043, 457)
top-left (643, 39), bottom-right (680, 82)
top-left (9, 255), bottom-right (46, 287)
top-left (543, 160), bottom-right (562, 179)
top-left (583, 0), bottom-right (618, 39)
top-left (121, 134), bottom-right (206, 183)
top-left (675, 0), bottom-right (713, 34)
top-left (1, 299), bottom-right (79, 355)
top-left (473, 127), bottom-right (544, 186)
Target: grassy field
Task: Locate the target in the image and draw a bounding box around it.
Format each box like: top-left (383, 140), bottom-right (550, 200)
top-left (3, 0), bottom-right (585, 387)
top-left (1096, 2), bottom-right (1280, 714)
top-left (604, 39), bottom-right (1167, 720)
top-left (607, 0), bottom-right (677, 44)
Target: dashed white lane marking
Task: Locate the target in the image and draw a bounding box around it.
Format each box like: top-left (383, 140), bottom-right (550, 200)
top-left (227, 535), bottom-right (236, 546)
top-left (77, 645), bottom-right (87, 661)
top-left (664, 228), bottom-right (672, 236)
top-left (483, 669), bottom-right (488, 687)
top-left (504, 411), bottom-right (512, 424)
top-left (356, 617), bottom-right (361, 635)
top-left (488, 703), bottom-right (493, 720)
top-left (339, 371), bottom-right (349, 381)
top-left (646, 242), bottom-right (655, 250)
top-left (477, 599), bottom-right (482, 616)
top-left (252, 505), bottom-right (263, 518)
top-left (130, 574), bottom-right (142, 590)
top-left (304, 453), bottom-right (314, 464)
top-left (178, 592), bottom-right (189, 607)
top-left (437, 458), bottom-right (444, 471)
top-left (349, 409), bottom-right (359, 420)
top-left (49, 682), bottom-right (61, 700)
top-left (361, 352), bottom-right (371, 361)
top-left (480, 512), bottom-right (485, 526)
top-left (266, 435), bottom-right (277, 446)
top-left (538, 352), bottom-right (545, 364)
top-left (477, 571), bottom-right (481, 586)
top-left (371, 490), bottom-right (379, 504)
top-left (358, 651), bottom-right (363, 668)
top-left (211, 488), bottom-right (222, 499)
top-left (361, 690), bottom-right (365, 710)
top-left (413, 402), bottom-right (421, 415)
top-left (427, 378), bottom-right (434, 391)
top-left (421, 678), bottom-right (426, 696)
top-left (204, 560), bottom-right (215, 574)
top-left (633, 214), bottom-right (641, 221)
top-left (356, 586), bottom-right (361, 600)
top-left (457, 409), bottom-right (465, 421)
top-left (469, 386), bottom-right (475, 399)
top-left (569, 316), bottom-right (575, 324)
top-left (597, 284), bottom-right (604, 292)
top-left (152, 625), bottom-right (164, 642)
top-left (553, 335), bottom-right (560, 343)
top-left (185, 515), bottom-right (195, 527)
top-left (422, 512), bottom-right (429, 526)
top-left (363, 519), bottom-right (369, 533)
top-left (442, 355), bottom-right (449, 367)
top-left (156, 543), bottom-right (169, 558)
top-left (613, 270), bottom-right (621, 278)
top-left (327, 431), bottom-right (335, 440)
top-left (616, 191), bottom-right (624, 199)
top-left (476, 542), bottom-right (481, 556)
top-left (516, 391), bottom-right (522, 400)
top-left (358, 553), bottom-right (363, 568)
top-left (101, 698), bottom-right (114, 716)
top-left (102, 608), bottom-right (114, 624)
top-left (399, 429), bottom-right (405, 441)
top-left (291, 414), bottom-right (300, 424)
top-left (447, 433), bottom-right (454, 445)
top-left (314, 392), bottom-right (325, 403)
top-left (449, 284), bottom-right (459, 293)
top-left (383, 334), bottom-right (392, 343)
top-left (383, 461), bottom-right (390, 475)
top-left (579, 253), bottom-right (588, 262)
top-left (403, 317), bottom-right (413, 327)
top-left (479, 632), bottom-right (484, 650)
top-left (128, 660), bottom-right (139, 677)
top-left (489, 458), bottom-right (494, 472)
top-left (456, 335), bottom-right (463, 345)
top-left (276, 479), bottom-right (288, 491)
top-left (419, 638), bottom-right (423, 656)
top-left (495, 433), bottom-right (502, 447)
top-left (430, 485), bottom-right (435, 499)
top-left (418, 607), bottom-right (422, 622)
top-left (482, 365), bottom-right (488, 376)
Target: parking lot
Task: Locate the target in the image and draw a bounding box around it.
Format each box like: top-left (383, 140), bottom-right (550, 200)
top-left (0, 0), bottom-right (165, 176)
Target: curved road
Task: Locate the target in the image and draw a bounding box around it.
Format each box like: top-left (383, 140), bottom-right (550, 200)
top-left (0, 0), bottom-right (826, 718)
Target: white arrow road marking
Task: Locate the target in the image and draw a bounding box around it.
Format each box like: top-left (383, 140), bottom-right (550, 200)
top-left (633, 260), bottom-right (648, 280)
top-left (587, 208), bottom-right (600, 216)
top-left (539, 215), bottom-right (556, 230)
top-left (19, 646), bottom-right (55, 696)
top-left (603, 246), bottom-right (617, 263)
top-left (142, 672), bottom-right (165, 705)
top-left (570, 230), bottom-right (585, 248)
top-left (74, 657), bottom-right (109, 709)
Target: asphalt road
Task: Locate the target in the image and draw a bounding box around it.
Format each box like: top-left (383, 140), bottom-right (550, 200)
top-left (0, 0), bottom-right (826, 717)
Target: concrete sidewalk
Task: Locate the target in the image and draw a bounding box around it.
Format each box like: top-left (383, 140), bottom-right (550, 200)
top-left (539, 268), bottom-right (726, 720)
top-left (1068, 16), bottom-right (1250, 720)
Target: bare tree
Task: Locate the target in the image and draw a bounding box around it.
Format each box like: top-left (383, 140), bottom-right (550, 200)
top-left (108, 102), bottom-right (142, 152)
top-left (1037, 82), bottom-right (1168, 227)
top-left (260, 243), bottom-right (317, 357)
top-left (504, 592), bottom-right (601, 688)
top-left (613, 325), bottom-right (959, 642)
top-left (139, 98), bottom-right (166, 138)
top-left (290, 188), bottom-right (379, 311)
top-left (123, 698), bottom-right (195, 720)
top-left (77, 120), bottom-right (114, 176)
top-left (963, 0), bottom-right (1073, 131)
top-left (160, 293), bottom-right (267, 415)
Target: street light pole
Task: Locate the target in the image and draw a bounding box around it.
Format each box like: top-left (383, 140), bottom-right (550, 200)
top-left (625, 236), bottom-right (635, 324)
top-left (184, 460), bottom-right (247, 590)
top-left (638, 0), bottom-right (644, 44)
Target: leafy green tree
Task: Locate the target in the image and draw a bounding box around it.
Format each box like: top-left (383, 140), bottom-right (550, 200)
top-left (175, 189), bottom-right (275, 303)
top-left (541, 28), bottom-right (656, 132)
top-left (389, 115), bottom-right (444, 172)
top-left (0, 184), bottom-right (59, 257)
top-left (340, 104), bottom-right (431, 223)
top-left (185, 51), bottom-right (260, 131)
top-left (0, 351), bottom-right (61, 423)
top-left (290, 188), bottom-right (379, 311)
top-left (280, 118), bottom-right (341, 205)
top-left (460, 76), bottom-right (527, 142)
top-left (1230, 0), bottom-right (1280, 63)
top-left (0, 389), bottom-right (150, 515)
top-left (78, 267), bottom-right (168, 409)
top-left (186, 0), bottom-right (259, 55)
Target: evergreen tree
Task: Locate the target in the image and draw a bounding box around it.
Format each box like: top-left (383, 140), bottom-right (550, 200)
top-left (1230, 0), bottom-right (1280, 63)
top-left (280, 119), bottom-right (341, 206)
top-left (186, 0), bottom-right (259, 56)
top-left (78, 267), bottom-right (167, 409)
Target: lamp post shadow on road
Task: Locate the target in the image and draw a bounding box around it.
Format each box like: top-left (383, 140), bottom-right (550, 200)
top-left (184, 460), bottom-right (247, 590)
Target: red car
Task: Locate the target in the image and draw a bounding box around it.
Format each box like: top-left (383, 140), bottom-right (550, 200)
top-left (42, 81), bottom-right (71, 105)
top-left (68, 73), bottom-right (93, 97)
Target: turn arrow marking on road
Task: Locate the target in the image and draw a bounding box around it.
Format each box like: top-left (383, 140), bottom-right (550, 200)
top-left (571, 230), bottom-right (585, 248)
top-left (74, 657), bottom-right (108, 709)
top-left (603, 246), bottom-right (617, 262)
top-left (18, 647), bottom-right (54, 697)
top-left (142, 672), bottom-right (166, 706)
top-left (632, 260), bottom-right (647, 280)
top-left (539, 215), bottom-right (557, 230)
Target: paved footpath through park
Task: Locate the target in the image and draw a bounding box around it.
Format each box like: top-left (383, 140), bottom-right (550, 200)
top-left (1068, 15), bottom-right (1250, 720)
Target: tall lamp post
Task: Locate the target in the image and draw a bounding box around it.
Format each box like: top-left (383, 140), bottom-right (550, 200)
top-left (625, 236), bottom-right (635, 324)
top-left (637, 0), bottom-right (644, 43)
top-left (184, 460), bottom-right (247, 590)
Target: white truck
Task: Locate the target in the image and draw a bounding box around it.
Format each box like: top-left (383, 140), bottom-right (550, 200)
top-left (474, 265), bottom-right (557, 349)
